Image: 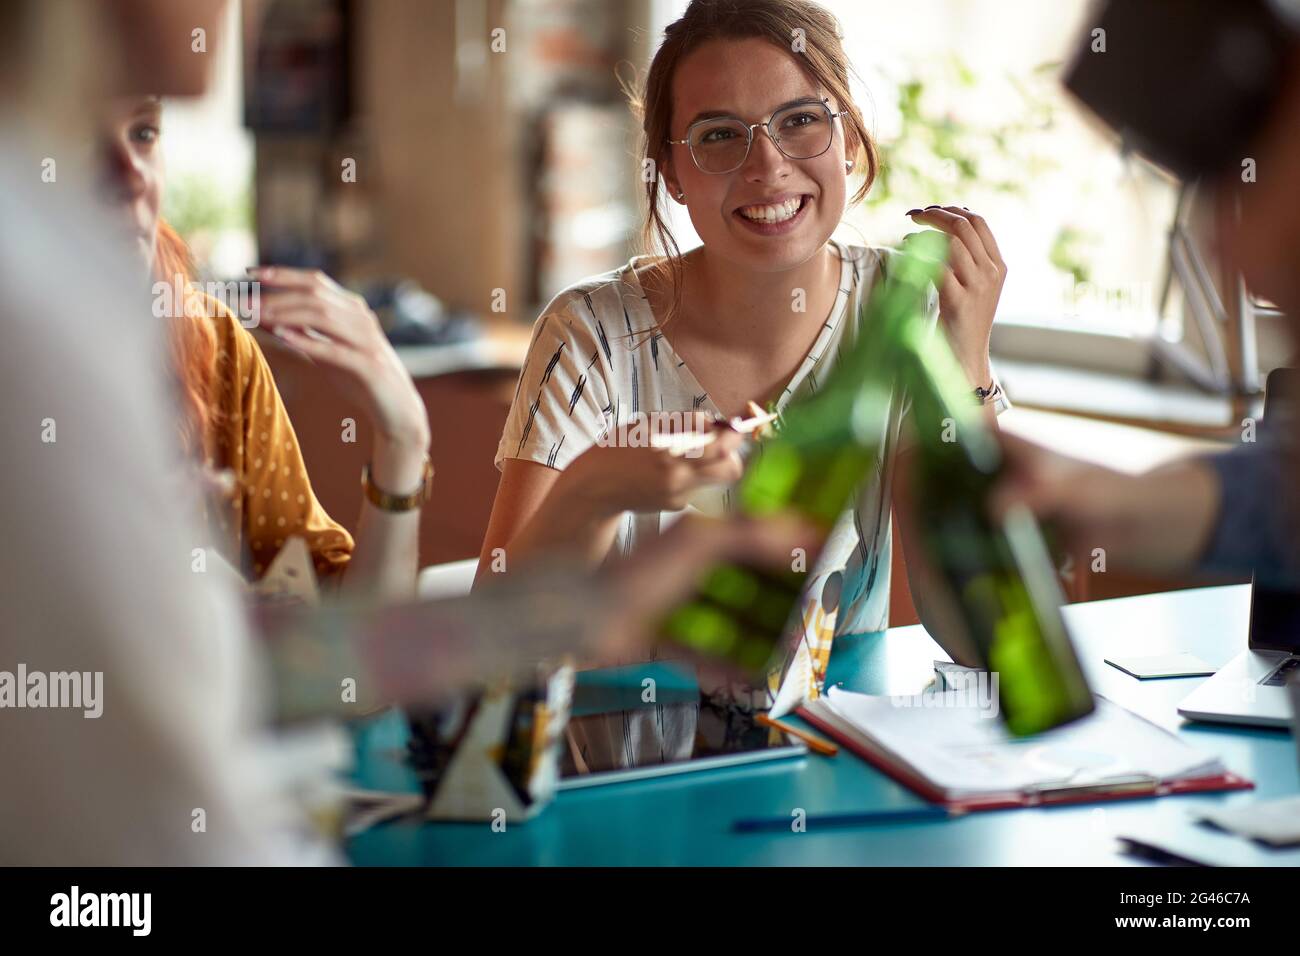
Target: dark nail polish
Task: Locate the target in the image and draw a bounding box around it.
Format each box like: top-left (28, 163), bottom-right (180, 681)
top-left (905, 208), bottom-right (922, 216)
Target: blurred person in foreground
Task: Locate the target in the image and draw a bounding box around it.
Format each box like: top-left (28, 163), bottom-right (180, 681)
top-left (993, 0), bottom-right (1300, 588)
top-left (0, 0), bottom-right (806, 864)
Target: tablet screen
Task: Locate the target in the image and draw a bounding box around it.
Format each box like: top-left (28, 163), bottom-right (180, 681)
top-left (557, 663), bottom-right (805, 788)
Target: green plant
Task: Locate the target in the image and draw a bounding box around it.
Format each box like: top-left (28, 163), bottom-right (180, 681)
top-left (162, 172), bottom-right (252, 239)
top-left (868, 55), bottom-right (1059, 206)
top-left (1048, 225), bottom-right (1094, 286)
top-left (867, 56), bottom-right (1113, 289)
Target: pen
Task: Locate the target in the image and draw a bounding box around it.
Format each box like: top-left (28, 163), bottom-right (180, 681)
top-left (755, 713), bottom-right (838, 756)
top-left (733, 805), bottom-right (960, 833)
top-left (1117, 838), bottom-right (1206, 867)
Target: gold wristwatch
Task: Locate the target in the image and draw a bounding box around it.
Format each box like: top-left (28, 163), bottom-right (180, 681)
top-left (361, 455), bottom-right (434, 513)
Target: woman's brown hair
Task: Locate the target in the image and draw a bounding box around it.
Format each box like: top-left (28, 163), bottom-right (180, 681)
top-left (628, 0), bottom-right (878, 323)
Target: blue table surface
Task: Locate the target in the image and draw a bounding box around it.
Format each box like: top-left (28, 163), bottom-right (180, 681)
top-left (346, 585), bottom-right (1300, 865)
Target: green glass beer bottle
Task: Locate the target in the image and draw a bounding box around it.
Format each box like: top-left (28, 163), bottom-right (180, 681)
top-left (659, 234), bottom-right (947, 674)
top-left (895, 246), bottom-right (1094, 736)
top-left (661, 230), bottom-right (1094, 737)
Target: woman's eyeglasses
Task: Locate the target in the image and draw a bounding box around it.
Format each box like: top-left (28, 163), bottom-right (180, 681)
top-left (667, 98), bottom-right (845, 175)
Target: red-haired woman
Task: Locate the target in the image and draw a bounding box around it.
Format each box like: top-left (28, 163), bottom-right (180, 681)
top-left (102, 94), bottom-right (431, 599)
top-left (479, 0), bottom-right (1010, 658)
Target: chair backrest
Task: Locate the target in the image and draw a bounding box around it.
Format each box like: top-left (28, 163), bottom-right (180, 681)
top-left (258, 333), bottom-right (520, 567)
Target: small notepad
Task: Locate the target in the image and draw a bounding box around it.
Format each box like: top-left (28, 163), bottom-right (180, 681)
top-left (1104, 652), bottom-right (1216, 680)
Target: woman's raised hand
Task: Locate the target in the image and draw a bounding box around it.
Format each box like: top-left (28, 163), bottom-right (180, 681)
top-left (905, 205), bottom-right (1007, 387)
top-left (251, 266), bottom-right (430, 453)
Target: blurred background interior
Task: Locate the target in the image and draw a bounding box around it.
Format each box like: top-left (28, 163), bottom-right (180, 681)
top-left (179, 0), bottom-right (1288, 622)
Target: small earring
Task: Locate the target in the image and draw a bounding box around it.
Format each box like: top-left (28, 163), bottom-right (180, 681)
top-left (844, 160), bottom-right (853, 172)
top-left (676, 191), bottom-right (685, 200)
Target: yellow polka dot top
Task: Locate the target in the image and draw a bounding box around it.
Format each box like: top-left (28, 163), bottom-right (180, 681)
top-left (201, 297), bottom-right (354, 582)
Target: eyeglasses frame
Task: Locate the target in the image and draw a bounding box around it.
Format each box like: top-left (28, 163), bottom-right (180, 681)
top-left (666, 97), bottom-right (847, 174)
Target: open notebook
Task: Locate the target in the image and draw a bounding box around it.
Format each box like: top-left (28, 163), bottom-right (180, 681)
top-left (799, 688), bottom-right (1252, 811)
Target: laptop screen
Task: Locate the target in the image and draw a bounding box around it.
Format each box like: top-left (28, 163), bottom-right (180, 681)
top-left (1248, 368), bottom-right (1300, 654)
top-left (1248, 584), bottom-right (1300, 654)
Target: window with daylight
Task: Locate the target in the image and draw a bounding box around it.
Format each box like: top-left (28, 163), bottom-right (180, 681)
top-left (161, 1), bottom-right (256, 280)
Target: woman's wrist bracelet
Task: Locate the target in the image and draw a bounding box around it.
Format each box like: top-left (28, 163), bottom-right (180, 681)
top-left (361, 455), bottom-right (434, 513)
top-left (974, 380), bottom-right (1011, 414)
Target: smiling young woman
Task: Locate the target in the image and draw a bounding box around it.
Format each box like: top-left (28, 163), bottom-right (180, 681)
top-left (477, 0), bottom-right (1010, 660)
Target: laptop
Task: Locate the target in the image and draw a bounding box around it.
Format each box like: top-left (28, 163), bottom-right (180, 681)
top-left (1178, 369), bottom-right (1299, 729)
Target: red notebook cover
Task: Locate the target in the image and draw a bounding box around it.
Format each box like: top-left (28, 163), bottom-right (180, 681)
top-left (796, 703), bottom-right (1254, 812)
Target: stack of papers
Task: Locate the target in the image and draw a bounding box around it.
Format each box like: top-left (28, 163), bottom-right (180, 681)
top-left (800, 687), bottom-right (1245, 807)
